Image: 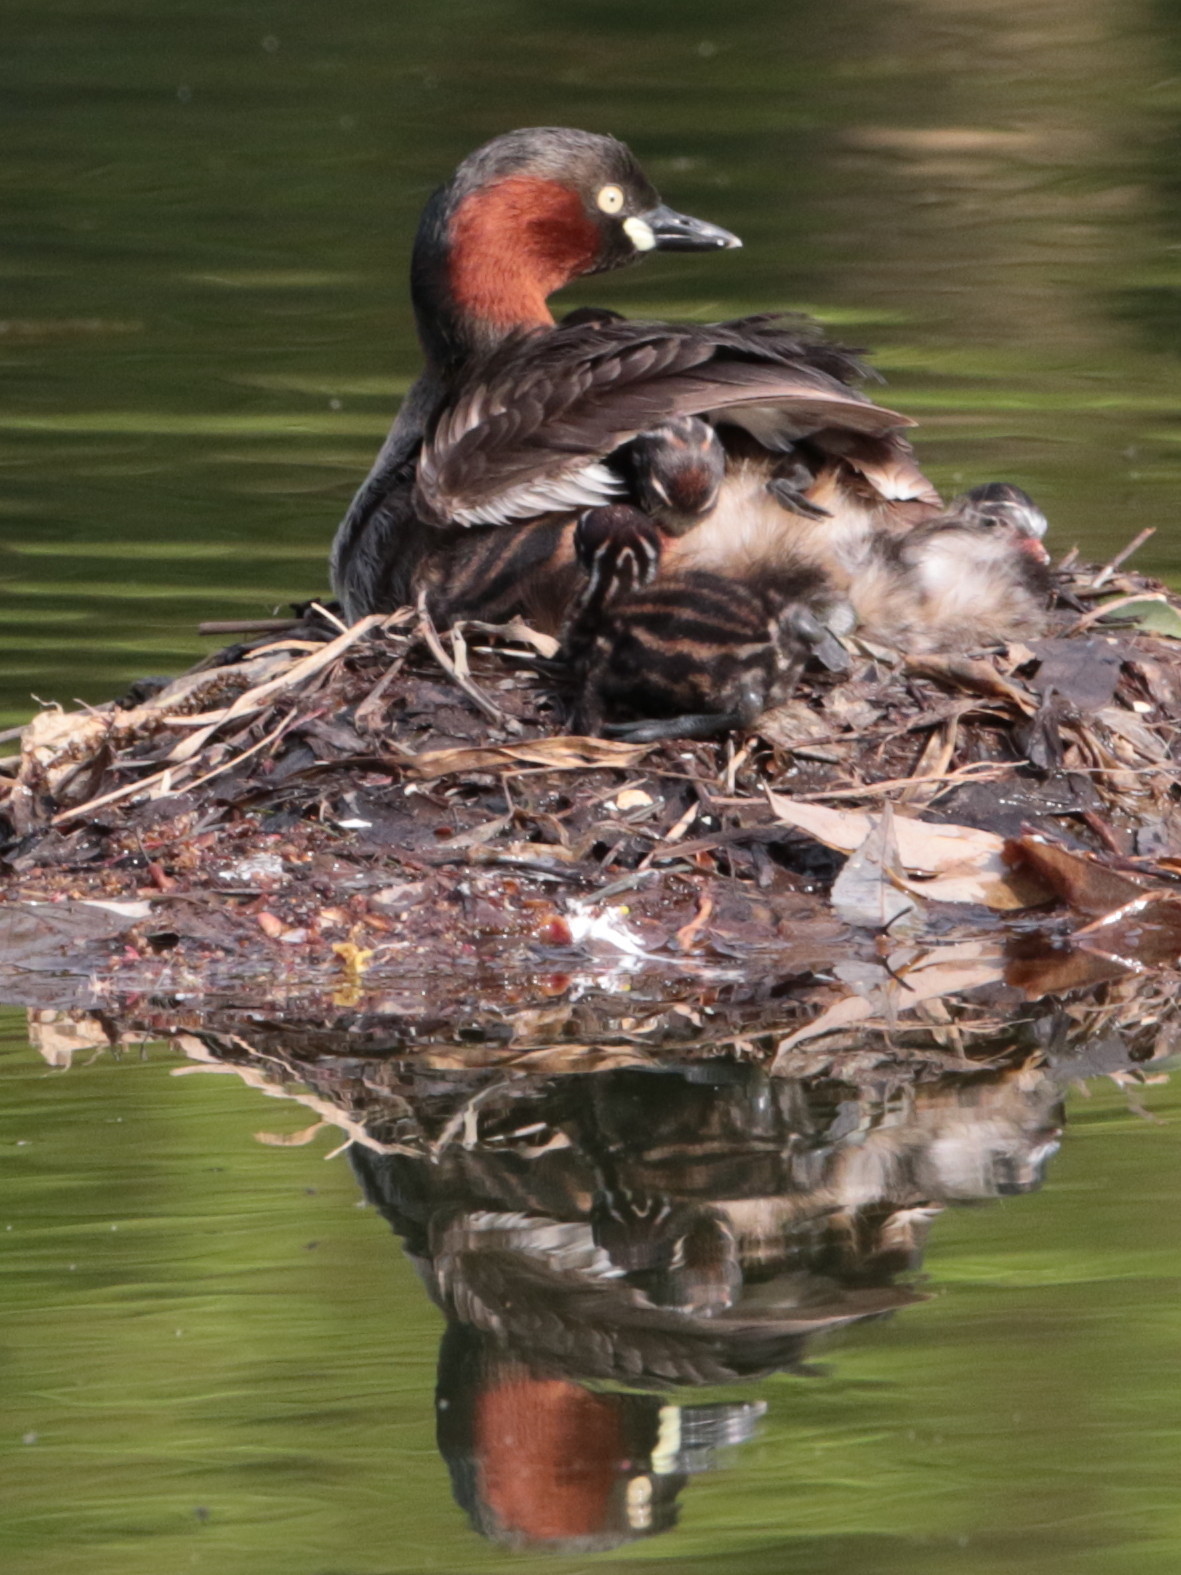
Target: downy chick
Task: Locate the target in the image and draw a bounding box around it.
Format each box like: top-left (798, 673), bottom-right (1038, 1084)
top-left (565, 503), bottom-right (847, 741)
top-left (847, 482), bottom-right (1052, 653)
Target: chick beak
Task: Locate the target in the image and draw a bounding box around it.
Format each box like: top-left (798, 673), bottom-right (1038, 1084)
top-left (624, 203), bottom-right (742, 253)
top-left (1019, 536), bottom-right (1052, 566)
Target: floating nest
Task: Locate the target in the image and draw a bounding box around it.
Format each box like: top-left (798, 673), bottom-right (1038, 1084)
top-left (3, 551), bottom-right (1181, 1059)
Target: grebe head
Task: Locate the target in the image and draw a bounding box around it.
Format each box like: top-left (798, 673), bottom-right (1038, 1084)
top-left (411, 128), bottom-right (740, 367)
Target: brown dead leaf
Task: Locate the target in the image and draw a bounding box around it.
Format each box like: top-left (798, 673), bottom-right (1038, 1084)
top-left (1002, 834), bottom-right (1151, 916)
top-left (256, 911), bottom-right (285, 939)
top-left (904, 653), bottom-right (1036, 712)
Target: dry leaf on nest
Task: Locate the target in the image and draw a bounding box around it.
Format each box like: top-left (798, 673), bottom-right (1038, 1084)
top-left (1093, 706), bottom-right (1169, 762)
top-left (903, 654), bottom-right (1036, 712)
top-left (437, 812), bottom-right (514, 850)
top-left (165, 617), bottom-right (386, 765)
top-left (830, 803), bottom-right (920, 930)
top-left (406, 734), bottom-right (653, 780)
top-left (757, 701), bottom-right (848, 759)
top-left (1002, 834), bottom-right (1152, 917)
top-left (766, 792), bottom-right (1051, 909)
top-left (19, 707), bottom-right (109, 771)
top-left (468, 840), bottom-right (582, 866)
top-left (1024, 637), bottom-right (1123, 713)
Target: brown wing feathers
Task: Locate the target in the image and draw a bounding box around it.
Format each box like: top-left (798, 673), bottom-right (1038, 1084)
top-left (415, 317), bottom-right (913, 525)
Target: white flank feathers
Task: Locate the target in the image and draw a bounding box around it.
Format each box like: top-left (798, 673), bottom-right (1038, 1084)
top-left (450, 461), bottom-right (624, 526)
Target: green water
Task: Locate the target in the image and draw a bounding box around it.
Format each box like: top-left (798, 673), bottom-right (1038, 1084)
top-left (5, 2), bottom-right (1181, 1567)
top-left (2, 1009), bottom-right (1180, 1574)
top-left (5, 0), bottom-right (1181, 726)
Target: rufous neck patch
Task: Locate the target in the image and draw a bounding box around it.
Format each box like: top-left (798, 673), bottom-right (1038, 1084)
top-left (449, 176), bottom-right (601, 332)
top-left (474, 1372), bottom-right (622, 1541)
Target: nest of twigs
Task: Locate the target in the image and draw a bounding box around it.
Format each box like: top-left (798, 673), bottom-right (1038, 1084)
top-left (2, 547), bottom-right (1181, 1051)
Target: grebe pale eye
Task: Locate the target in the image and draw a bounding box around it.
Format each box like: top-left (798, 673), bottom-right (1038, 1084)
top-left (596, 184), bottom-right (625, 215)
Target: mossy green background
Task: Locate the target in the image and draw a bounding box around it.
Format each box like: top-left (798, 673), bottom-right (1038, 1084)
top-left (2, 1009), bottom-right (1179, 1574)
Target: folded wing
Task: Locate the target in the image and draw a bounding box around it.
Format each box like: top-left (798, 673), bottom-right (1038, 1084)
top-left (415, 315), bottom-right (923, 528)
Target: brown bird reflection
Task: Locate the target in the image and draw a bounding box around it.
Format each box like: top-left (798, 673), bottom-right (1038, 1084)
top-left (347, 1057), bottom-right (1066, 1549)
top-left (28, 984), bottom-right (1175, 1553)
top-left (433, 1329), bottom-right (764, 1550)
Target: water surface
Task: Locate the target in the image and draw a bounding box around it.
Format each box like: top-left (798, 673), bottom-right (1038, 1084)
top-left (3, 1009), bottom-right (1180, 1574)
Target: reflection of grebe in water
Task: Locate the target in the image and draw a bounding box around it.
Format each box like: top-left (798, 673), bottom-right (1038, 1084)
top-left (349, 1059), bottom-right (1064, 1550)
top-left (434, 1325), bottom-right (763, 1550)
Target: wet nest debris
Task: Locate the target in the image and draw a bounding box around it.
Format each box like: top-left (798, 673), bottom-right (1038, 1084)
top-left (3, 553), bottom-right (1181, 1048)
top-left (27, 961), bottom-right (1180, 1158)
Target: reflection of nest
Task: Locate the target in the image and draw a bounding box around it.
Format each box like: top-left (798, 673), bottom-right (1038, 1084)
top-left (28, 1002), bottom-right (1173, 1552)
top-left (145, 954), bottom-right (1181, 1086)
top-left (32, 1001), bottom-right (1172, 1391)
top-left (28, 950), bottom-right (1176, 1152)
top-left (17, 875), bottom-right (1181, 1106)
